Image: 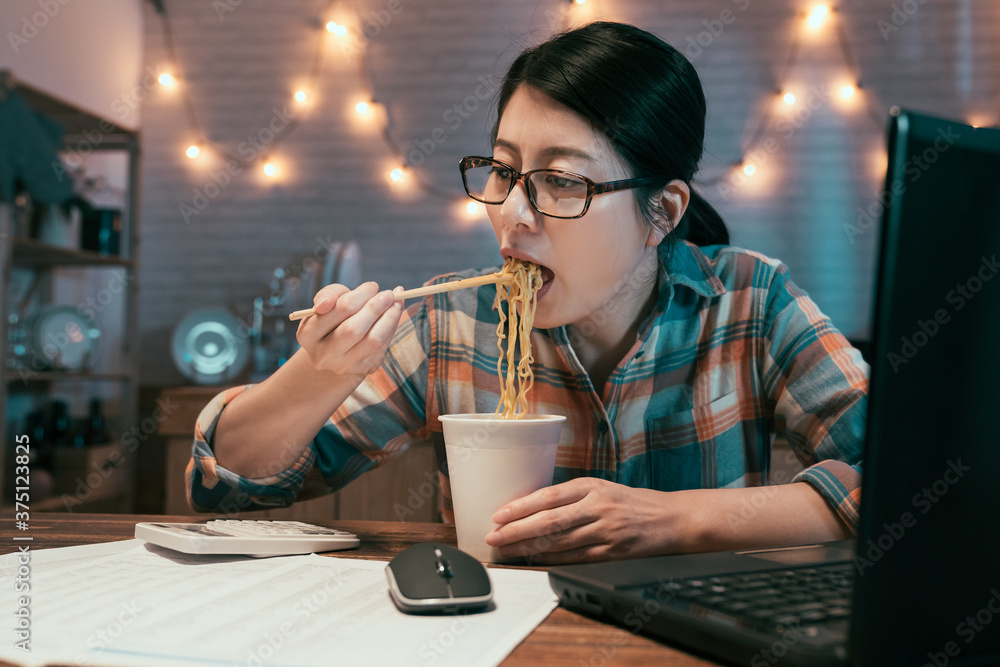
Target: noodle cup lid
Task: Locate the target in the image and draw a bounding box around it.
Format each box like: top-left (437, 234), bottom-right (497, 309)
top-left (438, 414), bottom-right (566, 424)
top-left (438, 414), bottom-right (566, 448)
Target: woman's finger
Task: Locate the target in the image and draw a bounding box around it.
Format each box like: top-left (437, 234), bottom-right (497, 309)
top-left (491, 479), bottom-right (592, 525)
top-left (494, 520), bottom-right (601, 558)
top-left (297, 282), bottom-right (379, 350)
top-left (487, 503), bottom-right (591, 549)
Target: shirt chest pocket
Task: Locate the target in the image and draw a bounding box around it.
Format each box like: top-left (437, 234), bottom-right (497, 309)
top-left (643, 390), bottom-right (748, 491)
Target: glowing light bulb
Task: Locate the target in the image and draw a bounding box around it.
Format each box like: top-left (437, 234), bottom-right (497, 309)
top-left (356, 101), bottom-right (371, 116)
top-left (808, 5), bottom-right (829, 29)
top-left (390, 168), bottom-right (404, 182)
top-left (294, 90), bottom-right (307, 103)
top-left (841, 85), bottom-right (855, 98)
top-left (575, 0), bottom-right (587, 4)
top-left (743, 164), bottom-right (757, 176)
top-left (186, 145), bottom-right (200, 159)
top-left (263, 162), bottom-right (277, 177)
top-left (466, 202), bottom-right (479, 215)
top-left (326, 21), bottom-right (347, 36)
top-left (783, 93), bottom-right (796, 106)
top-left (158, 73), bottom-right (175, 87)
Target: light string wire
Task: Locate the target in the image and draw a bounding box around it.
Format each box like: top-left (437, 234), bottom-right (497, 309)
top-left (152, 2), bottom-right (922, 201)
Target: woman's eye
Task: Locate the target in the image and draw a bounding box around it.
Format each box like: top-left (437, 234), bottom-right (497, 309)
top-left (492, 167), bottom-right (513, 179)
top-left (545, 174), bottom-right (578, 189)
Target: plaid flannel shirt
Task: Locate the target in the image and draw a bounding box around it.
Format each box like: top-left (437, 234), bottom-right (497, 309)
top-left (188, 241), bottom-right (868, 531)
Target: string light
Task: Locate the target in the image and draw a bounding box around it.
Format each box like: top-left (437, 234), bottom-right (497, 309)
top-left (967, 114), bottom-right (991, 129)
top-left (807, 5), bottom-right (829, 29)
top-left (155, 1), bottom-right (976, 212)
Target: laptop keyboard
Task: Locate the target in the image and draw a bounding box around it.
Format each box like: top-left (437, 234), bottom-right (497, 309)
top-left (646, 562), bottom-right (854, 628)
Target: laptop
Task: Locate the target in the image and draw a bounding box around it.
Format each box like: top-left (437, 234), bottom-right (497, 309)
top-left (548, 110), bottom-right (1000, 667)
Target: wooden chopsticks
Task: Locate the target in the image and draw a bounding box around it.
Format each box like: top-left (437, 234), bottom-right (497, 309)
top-left (288, 272), bottom-right (511, 321)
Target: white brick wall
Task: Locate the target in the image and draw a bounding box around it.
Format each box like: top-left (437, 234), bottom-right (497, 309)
top-left (138, 0), bottom-right (999, 384)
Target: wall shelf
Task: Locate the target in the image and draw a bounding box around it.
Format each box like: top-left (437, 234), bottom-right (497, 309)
top-left (11, 239), bottom-right (135, 268)
top-left (1, 70), bottom-right (141, 513)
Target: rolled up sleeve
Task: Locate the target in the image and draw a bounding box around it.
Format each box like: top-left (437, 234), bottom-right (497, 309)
top-left (186, 385), bottom-right (319, 514)
top-left (185, 300), bottom-right (433, 515)
top-left (761, 262), bottom-right (868, 532)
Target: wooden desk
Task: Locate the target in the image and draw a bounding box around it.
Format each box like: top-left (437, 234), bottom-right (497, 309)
top-left (1, 513), bottom-right (721, 667)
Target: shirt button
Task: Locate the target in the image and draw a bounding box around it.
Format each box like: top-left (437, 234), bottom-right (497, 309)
top-left (598, 422), bottom-right (609, 434)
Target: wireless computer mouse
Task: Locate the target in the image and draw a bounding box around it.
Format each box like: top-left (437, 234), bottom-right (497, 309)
top-left (385, 542), bottom-right (493, 614)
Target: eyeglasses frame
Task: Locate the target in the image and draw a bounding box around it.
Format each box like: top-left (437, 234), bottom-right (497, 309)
top-left (459, 156), bottom-right (656, 219)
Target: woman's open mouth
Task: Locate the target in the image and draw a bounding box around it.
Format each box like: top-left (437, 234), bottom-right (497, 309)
top-left (537, 265), bottom-right (555, 300)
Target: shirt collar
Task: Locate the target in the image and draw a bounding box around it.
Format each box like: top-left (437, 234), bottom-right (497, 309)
top-left (657, 241), bottom-right (728, 305)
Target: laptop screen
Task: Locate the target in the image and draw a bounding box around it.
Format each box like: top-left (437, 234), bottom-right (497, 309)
top-left (851, 111), bottom-right (1000, 665)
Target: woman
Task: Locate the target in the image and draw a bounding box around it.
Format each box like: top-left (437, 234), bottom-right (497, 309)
top-left (189, 22), bottom-right (866, 564)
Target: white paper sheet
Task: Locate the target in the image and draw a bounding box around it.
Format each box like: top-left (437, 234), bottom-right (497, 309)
top-left (0, 539), bottom-right (558, 667)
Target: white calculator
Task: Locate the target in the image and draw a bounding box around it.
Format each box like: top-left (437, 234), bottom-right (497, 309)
top-left (135, 520), bottom-right (360, 558)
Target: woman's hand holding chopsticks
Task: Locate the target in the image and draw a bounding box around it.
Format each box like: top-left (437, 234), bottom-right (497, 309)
top-left (295, 281), bottom-right (404, 379)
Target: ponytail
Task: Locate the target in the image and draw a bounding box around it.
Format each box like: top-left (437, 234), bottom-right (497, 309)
top-left (675, 189), bottom-right (729, 247)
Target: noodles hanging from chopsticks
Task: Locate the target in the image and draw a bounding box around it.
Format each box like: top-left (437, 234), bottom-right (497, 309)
top-left (494, 258), bottom-right (543, 419)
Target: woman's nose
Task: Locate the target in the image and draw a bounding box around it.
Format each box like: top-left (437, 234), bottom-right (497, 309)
top-left (497, 179), bottom-right (539, 231)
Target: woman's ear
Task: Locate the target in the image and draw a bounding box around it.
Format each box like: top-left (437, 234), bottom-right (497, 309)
top-left (646, 180), bottom-right (691, 246)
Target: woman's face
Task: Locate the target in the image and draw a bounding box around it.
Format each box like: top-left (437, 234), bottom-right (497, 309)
top-left (488, 85), bottom-right (662, 331)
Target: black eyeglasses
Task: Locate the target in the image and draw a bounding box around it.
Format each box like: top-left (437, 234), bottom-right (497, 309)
top-left (459, 156), bottom-right (655, 219)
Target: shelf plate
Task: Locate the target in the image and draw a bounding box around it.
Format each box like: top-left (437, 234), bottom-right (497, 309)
top-left (12, 238), bottom-right (133, 267)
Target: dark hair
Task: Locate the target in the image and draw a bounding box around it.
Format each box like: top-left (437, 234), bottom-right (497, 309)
top-left (491, 21), bottom-right (729, 247)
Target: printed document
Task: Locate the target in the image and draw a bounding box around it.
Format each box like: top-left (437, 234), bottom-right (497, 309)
top-left (0, 539), bottom-right (558, 667)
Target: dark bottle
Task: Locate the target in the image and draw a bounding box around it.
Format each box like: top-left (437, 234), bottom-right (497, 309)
top-left (48, 400), bottom-right (71, 447)
top-left (83, 398), bottom-right (109, 445)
